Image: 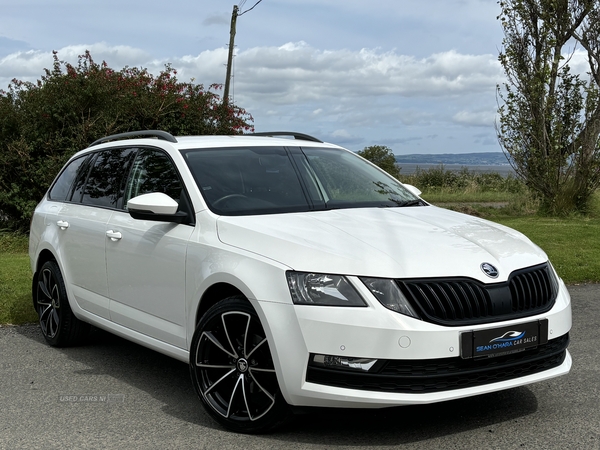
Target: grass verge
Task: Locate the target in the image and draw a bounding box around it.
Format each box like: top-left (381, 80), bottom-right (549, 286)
top-left (0, 233), bottom-right (36, 325)
top-left (0, 254), bottom-right (36, 325)
top-left (495, 216), bottom-right (600, 284)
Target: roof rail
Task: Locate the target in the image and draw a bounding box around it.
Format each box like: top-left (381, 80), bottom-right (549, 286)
top-left (88, 130), bottom-right (177, 147)
top-left (248, 132), bottom-right (323, 143)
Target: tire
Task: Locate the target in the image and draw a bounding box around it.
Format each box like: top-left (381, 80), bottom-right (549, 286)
top-left (34, 260), bottom-right (90, 347)
top-left (190, 296), bottom-right (289, 433)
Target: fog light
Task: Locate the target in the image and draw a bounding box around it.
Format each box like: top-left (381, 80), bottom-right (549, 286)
top-left (311, 354), bottom-right (378, 372)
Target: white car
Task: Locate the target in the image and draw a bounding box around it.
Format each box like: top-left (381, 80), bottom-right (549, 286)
top-left (29, 130), bottom-right (572, 433)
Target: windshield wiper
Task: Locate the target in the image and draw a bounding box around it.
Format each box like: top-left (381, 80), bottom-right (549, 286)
top-left (395, 199), bottom-right (424, 207)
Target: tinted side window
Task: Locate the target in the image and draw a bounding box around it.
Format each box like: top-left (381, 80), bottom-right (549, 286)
top-left (81, 148), bottom-right (136, 208)
top-left (48, 155), bottom-right (88, 201)
top-left (71, 155), bottom-right (93, 203)
top-left (124, 149), bottom-right (182, 208)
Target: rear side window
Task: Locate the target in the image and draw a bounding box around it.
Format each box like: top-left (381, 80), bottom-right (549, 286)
top-left (81, 148), bottom-right (136, 208)
top-left (48, 155), bottom-right (88, 201)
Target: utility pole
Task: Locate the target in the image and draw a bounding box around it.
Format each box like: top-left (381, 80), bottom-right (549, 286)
top-left (223, 4), bottom-right (238, 106)
top-left (222, 1), bottom-right (262, 107)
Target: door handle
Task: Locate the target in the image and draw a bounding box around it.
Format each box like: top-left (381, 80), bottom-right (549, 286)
top-left (56, 220), bottom-right (69, 230)
top-left (106, 230), bottom-right (122, 241)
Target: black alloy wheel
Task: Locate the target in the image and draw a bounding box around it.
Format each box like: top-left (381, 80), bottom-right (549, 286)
top-left (35, 260), bottom-right (89, 347)
top-left (190, 296), bottom-right (289, 433)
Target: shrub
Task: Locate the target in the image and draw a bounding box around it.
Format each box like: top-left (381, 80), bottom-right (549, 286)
top-left (399, 165), bottom-right (525, 195)
top-left (0, 51), bottom-right (254, 230)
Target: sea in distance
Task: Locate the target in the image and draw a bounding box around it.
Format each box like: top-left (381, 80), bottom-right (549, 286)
top-left (394, 152), bottom-right (515, 177)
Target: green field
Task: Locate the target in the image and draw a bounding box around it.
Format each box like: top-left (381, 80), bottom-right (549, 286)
top-left (1, 175), bottom-right (599, 325)
top-left (494, 216), bottom-right (600, 284)
top-left (0, 233), bottom-right (36, 325)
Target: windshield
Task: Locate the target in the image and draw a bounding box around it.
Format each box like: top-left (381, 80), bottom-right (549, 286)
top-left (182, 146), bottom-right (421, 215)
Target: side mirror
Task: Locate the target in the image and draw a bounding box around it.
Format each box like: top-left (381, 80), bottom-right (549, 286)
top-left (127, 193), bottom-right (187, 223)
top-left (402, 184), bottom-right (422, 197)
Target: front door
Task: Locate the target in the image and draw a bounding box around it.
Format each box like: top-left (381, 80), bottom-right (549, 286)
top-left (106, 148), bottom-right (193, 349)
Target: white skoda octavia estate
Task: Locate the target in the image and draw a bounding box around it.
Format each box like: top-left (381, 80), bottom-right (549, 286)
top-left (29, 130), bottom-right (572, 433)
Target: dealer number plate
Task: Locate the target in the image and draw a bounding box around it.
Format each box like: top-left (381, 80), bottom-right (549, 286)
top-left (461, 319), bottom-right (548, 359)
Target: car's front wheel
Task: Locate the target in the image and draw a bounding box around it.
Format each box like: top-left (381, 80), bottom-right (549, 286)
top-left (35, 260), bottom-right (89, 347)
top-left (190, 296), bottom-right (289, 433)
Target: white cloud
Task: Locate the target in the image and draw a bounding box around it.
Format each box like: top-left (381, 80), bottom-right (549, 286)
top-left (0, 41), bottom-right (504, 152)
top-left (331, 129), bottom-right (353, 139)
top-left (0, 43), bottom-right (150, 87)
top-left (452, 110), bottom-right (497, 127)
top-left (231, 45), bottom-right (503, 103)
top-left (567, 48), bottom-right (595, 80)
top-left (0, 41), bottom-right (503, 96)
top-left (0, 49), bottom-right (49, 79)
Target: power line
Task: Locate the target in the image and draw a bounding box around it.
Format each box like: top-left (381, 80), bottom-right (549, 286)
top-left (238, 0), bottom-right (262, 17)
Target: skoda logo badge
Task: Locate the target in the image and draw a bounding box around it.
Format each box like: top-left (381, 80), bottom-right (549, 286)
top-left (481, 263), bottom-right (499, 278)
top-left (236, 358), bottom-right (249, 373)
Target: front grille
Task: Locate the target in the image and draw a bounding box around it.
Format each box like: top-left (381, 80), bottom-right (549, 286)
top-left (306, 334), bottom-right (569, 394)
top-left (399, 263), bottom-right (557, 326)
top-left (510, 265), bottom-right (555, 312)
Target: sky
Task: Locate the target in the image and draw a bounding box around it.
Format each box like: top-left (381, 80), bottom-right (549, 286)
top-left (0, 0), bottom-right (512, 154)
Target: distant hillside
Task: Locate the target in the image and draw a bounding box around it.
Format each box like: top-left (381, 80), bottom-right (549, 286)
top-left (395, 152), bottom-right (509, 166)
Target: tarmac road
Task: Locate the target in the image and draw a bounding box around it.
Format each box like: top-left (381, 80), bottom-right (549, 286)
top-left (0, 284), bottom-right (598, 450)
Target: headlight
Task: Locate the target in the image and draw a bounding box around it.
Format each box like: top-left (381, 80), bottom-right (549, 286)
top-left (360, 277), bottom-right (420, 319)
top-left (286, 272), bottom-right (367, 307)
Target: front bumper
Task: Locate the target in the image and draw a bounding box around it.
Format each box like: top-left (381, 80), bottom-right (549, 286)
top-left (255, 278), bottom-right (572, 408)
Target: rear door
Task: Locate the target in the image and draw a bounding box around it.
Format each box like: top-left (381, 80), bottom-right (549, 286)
top-left (55, 148), bottom-right (135, 319)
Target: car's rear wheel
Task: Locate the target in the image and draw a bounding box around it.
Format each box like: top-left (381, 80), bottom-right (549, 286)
top-left (35, 260), bottom-right (89, 347)
top-left (190, 296), bottom-right (289, 433)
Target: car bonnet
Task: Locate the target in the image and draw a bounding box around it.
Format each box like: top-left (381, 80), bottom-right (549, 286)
top-left (215, 206), bottom-right (547, 282)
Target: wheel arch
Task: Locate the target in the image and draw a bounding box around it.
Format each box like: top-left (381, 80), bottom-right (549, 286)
top-left (35, 249), bottom-right (58, 272)
top-left (195, 282), bottom-right (247, 326)
top-left (31, 249), bottom-right (58, 309)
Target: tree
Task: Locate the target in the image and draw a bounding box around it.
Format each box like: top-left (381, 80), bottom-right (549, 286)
top-left (357, 145), bottom-right (401, 179)
top-left (0, 51), bottom-right (254, 230)
top-left (496, 0), bottom-right (600, 215)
